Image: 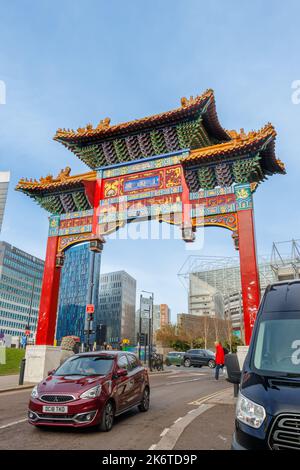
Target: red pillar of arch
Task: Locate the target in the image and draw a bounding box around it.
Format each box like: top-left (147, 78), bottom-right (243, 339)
top-left (35, 236), bottom-right (61, 345)
top-left (237, 206), bottom-right (261, 345)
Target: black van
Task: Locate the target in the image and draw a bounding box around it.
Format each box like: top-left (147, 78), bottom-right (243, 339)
top-left (226, 280), bottom-right (300, 450)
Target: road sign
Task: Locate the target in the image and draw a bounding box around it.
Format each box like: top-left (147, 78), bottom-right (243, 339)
top-left (86, 304), bottom-right (95, 314)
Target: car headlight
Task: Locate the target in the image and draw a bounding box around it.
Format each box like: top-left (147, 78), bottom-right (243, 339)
top-left (236, 393), bottom-right (266, 429)
top-left (80, 385), bottom-right (102, 399)
top-left (31, 385), bottom-right (39, 399)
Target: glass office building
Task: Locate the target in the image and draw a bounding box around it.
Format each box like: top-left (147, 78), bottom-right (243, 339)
top-left (0, 241), bottom-right (44, 340)
top-left (0, 172), bottom-right (10, 233)
top-left (99, 271), bottom-right (136, 347)
top-left (55, 243), bottom-right (101, 343)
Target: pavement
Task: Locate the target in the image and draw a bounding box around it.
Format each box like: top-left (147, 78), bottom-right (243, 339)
top-left (0, 374), bottom-right (33, 392)
top-left (0, 367), bottom-right (236, 450)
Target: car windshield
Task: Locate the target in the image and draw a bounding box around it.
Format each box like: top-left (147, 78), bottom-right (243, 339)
top-left (253, 318), bottom-right (300, 375)
top-left (54, 355), bottom-right (114, 377)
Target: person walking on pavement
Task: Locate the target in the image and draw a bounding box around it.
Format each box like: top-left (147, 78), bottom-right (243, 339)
top-left (214, 340), bottom-right (225, 380)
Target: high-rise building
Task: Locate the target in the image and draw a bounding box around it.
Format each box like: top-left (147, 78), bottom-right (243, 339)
top-left (135, 303), bottom-right (161, 344)
top-left (0, 172), bottom-right (10, 233)
top-left (55, 243), bottom-right (101, 343)
top-left (153, 305), bottom-right (161, 332)
top-left (0, 241), bottom-right (44, 340)
top-left (99, 271), bottom-right (136, 347)
top-left (160, 304), bottom-right (171, 327)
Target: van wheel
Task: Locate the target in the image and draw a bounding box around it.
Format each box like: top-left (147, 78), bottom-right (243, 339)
top-left (184, 358), bottom-right (191, 367)
top-left (138, 387), bottom-right (150, 412)
top-left (99, 401), bottom-right (114, 432)
top-left (208, 360), bottom-right (216, 369)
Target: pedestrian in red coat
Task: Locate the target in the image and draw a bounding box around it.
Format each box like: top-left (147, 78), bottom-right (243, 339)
top-left (214, 341), bottom-right (225, 380)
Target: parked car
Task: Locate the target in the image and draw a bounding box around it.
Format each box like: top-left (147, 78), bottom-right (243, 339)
top-left (165, 351), bottom-right (185, 367)
top-left (28, 351), bottom-right (150, 432)
top-left (227, 280), bottom-right (300, 450)
top-left (183, 349), bottom-right (216, 368)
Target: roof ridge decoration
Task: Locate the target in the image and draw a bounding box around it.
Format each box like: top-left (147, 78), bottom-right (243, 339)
top-left (54, 89), bottom-right (215, 141)
top-left (53, 89), bottom-right (231, 169)
top-left (16, 167), bottom-right (96, 191)
top-left (183, 121), bottom-right (285, 173)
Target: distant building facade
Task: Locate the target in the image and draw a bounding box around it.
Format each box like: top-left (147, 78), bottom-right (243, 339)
top-left (0, 172), bottom-right (9, 233)
top-left (177, 313), bottom-right (203, 333)
top-left (99, 271), bottom-right (136, 347)
top-left (0, 241), bottom-right (44, 340)
top-left (189, 274), bottom-right (224, 318)
top-left (160, 304), bottom-right (171, 327)
top-left (135, 303), bottom-right (164, 344)
top-left (55, 243), bottom-right (101, 343)
top-left (186, 258), bottom-right (276, 336)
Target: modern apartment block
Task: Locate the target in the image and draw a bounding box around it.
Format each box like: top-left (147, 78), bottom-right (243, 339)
top-left (0, 241), bottom-right (44, 340)
top-left (99, 271), bottom-right (136, 347)
top-left (0, 171), bottom-right (9, 233)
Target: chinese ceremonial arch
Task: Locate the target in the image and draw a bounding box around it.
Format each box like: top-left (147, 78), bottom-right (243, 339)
top-left (17, 89), bottom-right (285, 345)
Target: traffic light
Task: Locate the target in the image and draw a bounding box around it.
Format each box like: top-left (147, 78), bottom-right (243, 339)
top-left (87, 312), bottom-right (94, 322)
top-left (90, 239), bottom-right (103, 253)
top-left (139, 333), bottom-right (148, 346)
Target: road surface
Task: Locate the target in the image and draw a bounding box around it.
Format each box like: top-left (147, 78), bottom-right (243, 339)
top-left (0, 367), bottom-right (231, 450)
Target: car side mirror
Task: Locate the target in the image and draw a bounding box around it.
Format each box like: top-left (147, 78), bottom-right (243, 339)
top-left (225, 353), bottom-right (241, 384)
top-left (116, 368), bottom-right (128, 377)
top-left (47, 369), bottom-right (56, 376)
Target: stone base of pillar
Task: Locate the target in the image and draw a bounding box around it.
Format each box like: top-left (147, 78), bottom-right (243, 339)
top-left (237, 345), bottom-right (249, 371)
top-left (24, 345), bottom-right (61, 383)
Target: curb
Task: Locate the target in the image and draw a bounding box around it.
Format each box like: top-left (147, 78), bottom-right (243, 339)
top-left (0, 384), bottom-right (34, 394)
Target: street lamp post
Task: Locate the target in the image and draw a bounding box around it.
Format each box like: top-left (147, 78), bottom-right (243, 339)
top-left (86, 250), bottom-right (96, 351)
top-left (142, 290), bottom-right (154, 372)
top-left (138, 294), bottom-right (142, 360)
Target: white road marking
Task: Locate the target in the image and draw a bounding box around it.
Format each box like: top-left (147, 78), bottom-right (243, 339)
top-left (154, 404), bottom-right (214, 450)
top-left (168, 373), bottom-right (205, 378)
top-left (160, 428), bottom-right (169, 437)
top-left (150, 388), bottom-right (231, 451)
top-left (0, 418), bottom-right (27, 430)
top-left (166, 378), bottom-right (205, 386)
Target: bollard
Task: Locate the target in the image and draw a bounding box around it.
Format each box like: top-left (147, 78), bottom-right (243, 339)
top-left (19, 358), bottom-right (26, 385)
top-left (233, 382), bottom-right (239, 398)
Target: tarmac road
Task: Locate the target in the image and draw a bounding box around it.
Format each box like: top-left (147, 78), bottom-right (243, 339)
top-left (0, 366), bottom-right (230, 450)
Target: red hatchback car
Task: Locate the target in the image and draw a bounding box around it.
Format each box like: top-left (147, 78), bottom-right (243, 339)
top-left (28, 351), bottom-right (150, 431)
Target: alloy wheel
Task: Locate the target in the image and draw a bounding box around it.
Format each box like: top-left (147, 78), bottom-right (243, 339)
top-left (104, 402), bottom-right (114, 430)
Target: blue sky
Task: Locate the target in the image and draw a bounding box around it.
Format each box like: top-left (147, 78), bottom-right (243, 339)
top-left (1, 0), bottom-right (300, 322)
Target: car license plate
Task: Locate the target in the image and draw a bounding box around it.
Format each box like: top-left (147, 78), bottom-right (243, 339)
top-left (42, 405), bottom-right (68, 413)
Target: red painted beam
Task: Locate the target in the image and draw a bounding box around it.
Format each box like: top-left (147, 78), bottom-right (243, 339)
top-left (237, 208), bottom-right (260, 345)
top-left (92, 179), bottom-right (102, 235)
top-left (35, 236), bottom-right (61, 345)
